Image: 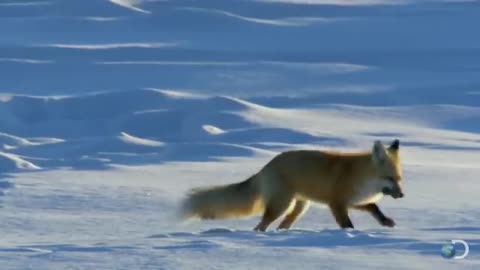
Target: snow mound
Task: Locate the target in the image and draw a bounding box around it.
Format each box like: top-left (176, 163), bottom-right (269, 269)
top-left (180, 7), bottom-right (340, 27)
top-left (0, 133), bottom-right (35, 148)
top-left (0, 89), bottom-right (479, 172)
top-left (256, 0), bottom-right (407, 5)
top-left (118, 132), bottom-right (164, 147)
top-left (109, 0), bottom-right (150, 14)
top-left (0, 132), bottom-right (63, 150)
top-left (0, 58), bottom-right (53, 64)
top-left (0, 1), bottom-right (51, 7)
top-left (202, 125), bottom-right (226, 135)
top-left (43, 42), bottom-right (175, 50)
top-left (0, 152), bottom-right (40, 171)
top-left (147, 88), bottom-right (206, 99)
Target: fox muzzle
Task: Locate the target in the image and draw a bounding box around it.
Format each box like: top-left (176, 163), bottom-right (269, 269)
top-left (382, 187), bottom-right (404, 199)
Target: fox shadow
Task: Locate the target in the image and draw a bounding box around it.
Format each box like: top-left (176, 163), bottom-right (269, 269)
top-left (147, 228), bottom-right (480, 258)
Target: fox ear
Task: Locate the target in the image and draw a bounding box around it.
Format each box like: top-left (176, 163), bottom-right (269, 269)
top-left (389, 139), bottom-right (400, 151)
top-left (372, 140), bottom-right (387, 163)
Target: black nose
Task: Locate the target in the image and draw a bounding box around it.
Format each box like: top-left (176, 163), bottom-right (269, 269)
top-left (398, 192), bottom-right (404, 198)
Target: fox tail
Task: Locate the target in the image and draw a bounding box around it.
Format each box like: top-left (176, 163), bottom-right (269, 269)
top-left (180, 175), bottom-right (263, 220)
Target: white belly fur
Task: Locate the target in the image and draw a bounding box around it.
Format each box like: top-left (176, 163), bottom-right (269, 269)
top-left (348, 180), bottom-right (385, 206)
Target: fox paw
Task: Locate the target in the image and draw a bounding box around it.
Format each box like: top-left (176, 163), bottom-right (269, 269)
top-left (381, 217), bottom-right (396, 227)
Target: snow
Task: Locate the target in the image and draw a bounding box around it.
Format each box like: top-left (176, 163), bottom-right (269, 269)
top-left (109, 0), bottom-right (151, 14)
top-left (257, 0), bottom-right (408, 5)
top-left (0, 58), bottom-right (53, 64)
top-left (202, 125), bottom-right (226, 135)
top-left (118, 132), bottom-right (165, 147)
top-left (0, 152), bottom-right (41, 171)
top-left (0, 2), bottom-right (51, 7)
top-left (179, 7), bottom-right (342, 26)
top-left (0, 0), bottom-right (479, 269)
top-left (43, 42), bottom-right (176, 50)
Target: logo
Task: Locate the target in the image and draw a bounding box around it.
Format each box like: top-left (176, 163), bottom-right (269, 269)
top-left (441, 240), bottom-right (469, 259)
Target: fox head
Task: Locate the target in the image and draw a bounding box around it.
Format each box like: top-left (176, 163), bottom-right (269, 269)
top-left (372, 139), bottom-right (404, 199)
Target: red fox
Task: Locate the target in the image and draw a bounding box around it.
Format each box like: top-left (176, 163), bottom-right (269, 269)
top-left (181, 140), bottom-right (404, 231)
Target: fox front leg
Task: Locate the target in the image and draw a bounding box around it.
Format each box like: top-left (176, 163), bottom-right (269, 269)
top-left (354, 203), bottom-right (395, 227)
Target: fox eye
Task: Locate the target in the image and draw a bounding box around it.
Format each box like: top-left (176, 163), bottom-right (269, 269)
top-left (384, 176), bottom-right (395, 182)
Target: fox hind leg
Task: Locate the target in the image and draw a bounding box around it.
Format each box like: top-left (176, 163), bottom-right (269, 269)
top-left (277, 199), bottom-right (310, 230)
top-left (254, 194), bottom-right (294, 232)
top-left (329, 203), bottom-right (354, 229)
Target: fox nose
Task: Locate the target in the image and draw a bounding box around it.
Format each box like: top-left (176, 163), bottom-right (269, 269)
top-left (398, 192), bottom-right (404, 198)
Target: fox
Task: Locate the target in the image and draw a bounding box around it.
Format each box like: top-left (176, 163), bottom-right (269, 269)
top-left (181, 140), bottom-right (404, 231)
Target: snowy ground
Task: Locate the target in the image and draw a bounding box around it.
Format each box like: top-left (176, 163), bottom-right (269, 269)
top-left (1, 0), bottom-right (480, 269)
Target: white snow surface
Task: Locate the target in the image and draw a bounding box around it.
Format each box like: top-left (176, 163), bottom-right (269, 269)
top-left (0, 0), bottom-right (479, 269)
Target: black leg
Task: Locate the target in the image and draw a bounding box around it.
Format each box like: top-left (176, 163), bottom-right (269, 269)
top-left (330, 203), bottom-right (354, 229)
top-left (354, 203), bottom-right (395, 227)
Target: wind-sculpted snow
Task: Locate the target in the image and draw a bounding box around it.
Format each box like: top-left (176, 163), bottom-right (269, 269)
top-left (0, 225), bottom-right (478, 269)
top-left (0, 58), bottom-right (53, 64)
top-left (178, 7), bottom-right (344, 26)
top-left (44, 42), bottom-right (176, 50)
top-left (0, 152), bottom-right (40, 171)
top-left (109, 0), bottom-right (150, 14)
top-left (1, 89), bottom-right (479, 171)
top-left (0, 89), bottom-right (337, 170)
top-left (1, 0), bottom-right (480, 269)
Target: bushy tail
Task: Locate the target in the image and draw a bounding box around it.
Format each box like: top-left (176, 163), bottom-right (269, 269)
top-left (180, 175), bottom-right (263, 220)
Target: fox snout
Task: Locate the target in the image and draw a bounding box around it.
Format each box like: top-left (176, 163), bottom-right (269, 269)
top-left (392, 189), bottom-right (404, 199)
top-left (382, 186), bottom-right (404, 199)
